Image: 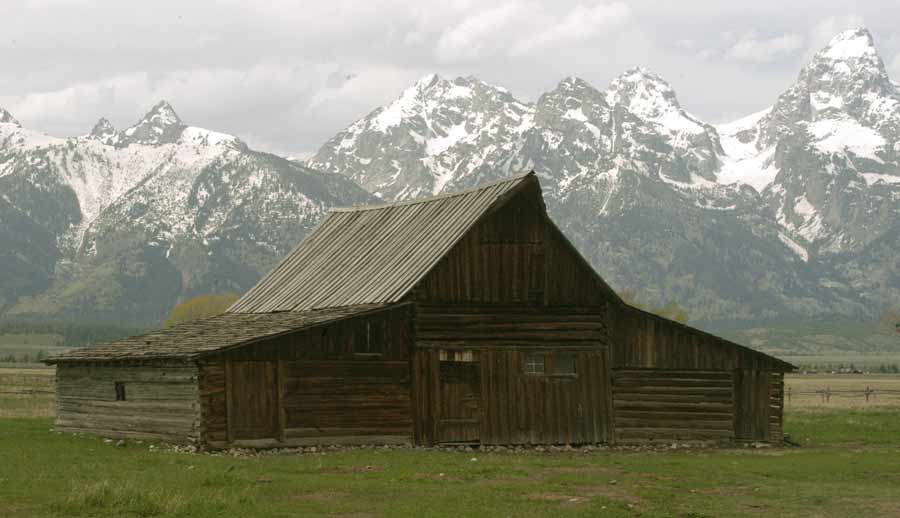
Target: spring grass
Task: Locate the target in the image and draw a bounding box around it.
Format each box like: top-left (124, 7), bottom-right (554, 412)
top-left (2, 370), bottom-right (899, 516)
top-left (0, 409), bottom-right (898, 517)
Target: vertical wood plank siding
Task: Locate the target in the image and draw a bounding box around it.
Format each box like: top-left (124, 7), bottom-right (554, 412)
top-left (413, 348), bottom-right (612, 445)
top-left (54, 363), bottom-right (199, 443)
top-left (415, 185), bottom-right (616, 307)
top-left (610, 305), bottom-right (790, 371)
top-left (769, 372), bottom-right (785, 442)
top-left (200, 305), bottom-right (415, 448)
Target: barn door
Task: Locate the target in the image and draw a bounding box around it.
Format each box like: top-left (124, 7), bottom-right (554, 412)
top-left (437, 351), bottom-right (481, 443)
top-left (733, 369), bottom-right (770, 441)
top-left (227, 360), bottom-right (280, 441)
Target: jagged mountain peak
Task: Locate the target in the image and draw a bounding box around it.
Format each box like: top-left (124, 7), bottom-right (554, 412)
top-left (89, 117), bottom-right (117, 142)
top-left (0, 107), bottom-right (20, 126)
top-left (142, 100), bottom-right (182, 126)
top-left (606, 66), bottom-right (710, 139)
top-left (554, 76), bottom-right (600, 95)
top-left (121, 100), bottom-right (186, 145)
top-left (364, 74), bottom-right (522, 134)
top-left (805, 27), bottom-right (889, 90)
top-left (607, 66), bottom-right (682, 113)
top-left (756, 26), bottom-right (896, 150)
top-left (819, 27), bottom-right (879, 61)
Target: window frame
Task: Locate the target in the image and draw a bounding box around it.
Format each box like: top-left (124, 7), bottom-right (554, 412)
top-left (522, 351), bottom-right (579, 379)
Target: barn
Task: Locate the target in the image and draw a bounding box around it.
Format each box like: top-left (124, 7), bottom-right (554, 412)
top-left (46, 172), bottom-right (793, 448)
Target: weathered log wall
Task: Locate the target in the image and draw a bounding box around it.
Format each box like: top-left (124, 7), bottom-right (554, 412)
top-left (55, 363), bottom-right (199, 443)
top-left (200, 305), bottom-right (414, 448)
top-left (611, 369), bottom-right (734, 442)
top-left (415, 305), bottom-right (609, 347)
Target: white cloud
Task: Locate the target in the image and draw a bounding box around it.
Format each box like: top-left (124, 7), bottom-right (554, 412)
top-left (811, 15), bottom-right (866, 50)
top-left (728, 33), bottom-right (805, 63)
top-left (3, 1), bottom-right (900, 155)
top-left (510, 2), bottom-right (631, 56)
top-left (435, 3), bottom-right (530, 63)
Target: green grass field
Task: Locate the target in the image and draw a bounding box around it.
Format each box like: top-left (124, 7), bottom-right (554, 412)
top-left (1, 370), bottom-right (900, 517)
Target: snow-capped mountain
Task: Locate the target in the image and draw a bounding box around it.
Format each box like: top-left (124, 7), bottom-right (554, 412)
top-left (311, 28), bottom-right (900, 323)
top-left (0, 102), bottom-right (374, 323)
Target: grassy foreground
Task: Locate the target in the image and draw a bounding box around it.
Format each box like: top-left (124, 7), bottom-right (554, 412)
top-left (0, 410), bottom-right (899, 517)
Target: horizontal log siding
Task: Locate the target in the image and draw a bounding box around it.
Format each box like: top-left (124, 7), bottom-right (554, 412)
top-left (55, 363), bottom-right (199, 443)
top-left (612, 369), bottom-right (735, 443)
top-left (415, 305), bottom-right (609, 347)
top-left (281, 360), bottom-right (411, 441)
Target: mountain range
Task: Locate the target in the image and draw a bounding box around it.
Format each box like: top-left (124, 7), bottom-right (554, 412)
top-left (1, 28), bottom-right (898, 346)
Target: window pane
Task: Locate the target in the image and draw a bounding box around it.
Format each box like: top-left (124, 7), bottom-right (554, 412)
top-left (524, 353), bottom-right (545, 375)
top-left (554, 354), bottom-right (577, 375)
top-left (115, 381), bottom-right (126, 401)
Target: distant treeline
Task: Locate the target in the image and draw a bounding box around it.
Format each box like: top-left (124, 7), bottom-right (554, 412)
top-left (0, 320), bottom-right (146, 348)
top-left (796, 363), bottom-right (900, 374)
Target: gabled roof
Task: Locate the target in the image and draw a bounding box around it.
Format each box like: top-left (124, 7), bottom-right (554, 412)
top-left (46, 304), bottom-right (396, 364)
top-left (229, 172), bottom-right (537, 313)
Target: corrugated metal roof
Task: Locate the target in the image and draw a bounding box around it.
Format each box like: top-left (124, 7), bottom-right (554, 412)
top-left (229, 172), bottom-right (536, 313)
top-left (46, 304), bottom-right (395, 363)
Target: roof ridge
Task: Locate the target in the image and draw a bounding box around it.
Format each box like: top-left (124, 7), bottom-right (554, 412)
top-left (330, 171), bottom-right (534, 213)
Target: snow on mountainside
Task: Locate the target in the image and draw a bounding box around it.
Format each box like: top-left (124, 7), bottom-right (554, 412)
top-left (312, 28), bottom-right (900, 323)
top-left (0, 102), bottom-right (374, 323)
top-left (720, 28), bottom-right (900, 256)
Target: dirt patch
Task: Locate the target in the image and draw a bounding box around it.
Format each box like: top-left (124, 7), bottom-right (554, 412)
top-left (525, 483), bottom-right (643, 509)
top-left (543, 465), bottom-right (623, 476)
top-left (526, 493), bottom-right (590, 505)
top-left (318, 465), bottom-right (384, 474)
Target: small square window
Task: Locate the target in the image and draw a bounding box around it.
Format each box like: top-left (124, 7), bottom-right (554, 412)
top-left (354, 320), bottom-right (383, 356)
top-left (553, 354), bottom-right (577, 375)
top-left (115, 382), bottom-right (126, 401)
top-left (524, 354), bottom-right (545, 375)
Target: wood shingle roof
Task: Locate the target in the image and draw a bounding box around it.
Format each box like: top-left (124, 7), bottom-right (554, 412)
top-left (46, 304), bottom-right (395, 364)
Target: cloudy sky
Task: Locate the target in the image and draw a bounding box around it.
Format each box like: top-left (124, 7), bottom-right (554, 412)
top-left (2, 1), bottom-right (899, 157)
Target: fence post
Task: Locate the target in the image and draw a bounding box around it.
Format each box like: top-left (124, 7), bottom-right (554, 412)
top-left (787, 387), bottom-right (792, 406)
top-left (826, 387), bottom-right (831, 403)
top-left (866, 386), bottom-right (870, 403)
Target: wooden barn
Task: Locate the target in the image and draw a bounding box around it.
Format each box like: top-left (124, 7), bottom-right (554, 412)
top-left (46, 172), bottom-right (793, 448)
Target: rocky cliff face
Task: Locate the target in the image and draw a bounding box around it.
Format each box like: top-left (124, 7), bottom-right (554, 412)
top-left (0, 102), bottom-right (374, 324)
top-left (310, 28), bottom-right (899, 323)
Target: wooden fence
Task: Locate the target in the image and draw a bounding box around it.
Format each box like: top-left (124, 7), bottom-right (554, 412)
top-left (786, 387), bottom-right (900, 405)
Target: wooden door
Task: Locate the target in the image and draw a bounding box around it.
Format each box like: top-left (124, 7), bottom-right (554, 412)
top-left (437, 355), bottom-right (481, 443)
top-left (733, 369), bottom-right (770, 441)
top-left (228, 360), bottom-right (280, 441)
